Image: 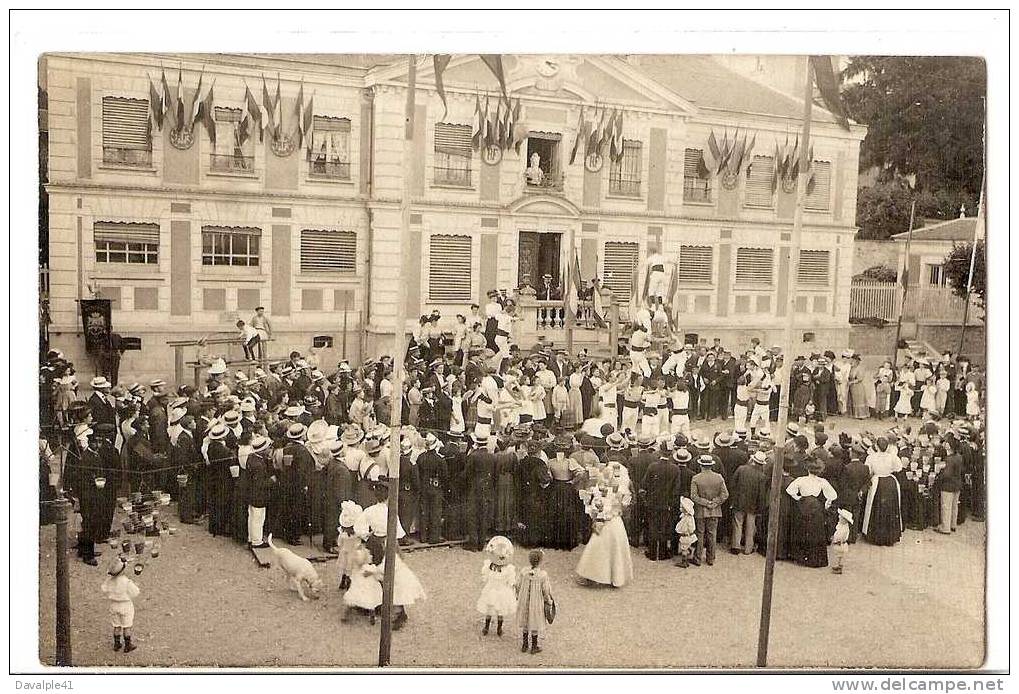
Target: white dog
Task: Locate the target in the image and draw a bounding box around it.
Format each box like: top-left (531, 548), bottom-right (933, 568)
top-left (267, 534), bottom-right (323, 601)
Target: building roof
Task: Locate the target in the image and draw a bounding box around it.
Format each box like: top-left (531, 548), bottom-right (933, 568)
top-left (892, 217), bottom-right (978, 242)
top-left (631, 55), bottom-right (839, 124)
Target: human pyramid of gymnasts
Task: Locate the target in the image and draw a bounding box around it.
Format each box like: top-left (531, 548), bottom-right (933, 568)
top-left (46, 284), bottom-right (985, 637)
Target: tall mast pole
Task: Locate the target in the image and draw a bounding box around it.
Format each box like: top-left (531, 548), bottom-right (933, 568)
top-left (378, 54), bottom-right (415, 668)
top-left (756, 55), bottom-right (813, 668)
top-left (892, 199), bottom-right (916, 365)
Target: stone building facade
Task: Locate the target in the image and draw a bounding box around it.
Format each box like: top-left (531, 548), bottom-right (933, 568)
top-left (43, 53), bottom-right (865, 382)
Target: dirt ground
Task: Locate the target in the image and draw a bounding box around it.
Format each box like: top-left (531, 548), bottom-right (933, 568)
top-left (38, 415), bottom-right (985, 670)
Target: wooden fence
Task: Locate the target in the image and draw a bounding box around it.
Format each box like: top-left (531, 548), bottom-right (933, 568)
top-left (849, 280), bottom-right (899, 321)
top-left (849, 280), bottom-right (983, 325)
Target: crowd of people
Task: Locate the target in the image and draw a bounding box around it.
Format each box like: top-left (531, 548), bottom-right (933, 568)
top-left (39, 299), bottom-right (986, 614)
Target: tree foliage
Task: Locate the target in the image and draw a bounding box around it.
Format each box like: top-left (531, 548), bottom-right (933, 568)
top-left (943, 240), bottom-right (986, 309)
top-left (843, 57), bottom-right (985, 220)
top-left (855, 180), bottom-right (918, 240)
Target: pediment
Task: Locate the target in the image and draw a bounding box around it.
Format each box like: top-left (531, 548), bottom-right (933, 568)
top-left (377, 54), bottom-right (697, 115)
top-left (509, 195), bottom-right (581, 218)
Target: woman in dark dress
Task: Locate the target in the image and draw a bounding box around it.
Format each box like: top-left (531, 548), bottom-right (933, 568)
top-left (757, 463), bottom-right (795, 561)
top-left (442, 439), bottom-right (469, 541)
top-left (515, 446), bottom-right (553, 547)
top-left (862, 437), bottom-right (903, 546)
top-left (546, 437), bottom-right (586, 550)
top-left (786, 458), bottom-right (838, 567)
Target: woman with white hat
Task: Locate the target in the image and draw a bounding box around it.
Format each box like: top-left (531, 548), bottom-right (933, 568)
top-left (206, 423), bottom-right (234, 538)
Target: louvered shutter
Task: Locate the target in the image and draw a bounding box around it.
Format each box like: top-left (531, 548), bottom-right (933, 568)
top-left (603, 241), bottom-right (638, 295)
top-left (683, 148), bottom-right (712, 202)
top-left (314, 116), bottom-right (350, 133)
top-left (93, 222), bottom-right (160, 244)
top-left (300, 230), bottom-right (357, 273)
top-left (102, 97), bottom-right (151, 150)
top-left (805, 161), bottom-right (832, 210)
top-left (745, 155), bottom-right (775, 207)
top-left (678, 245), bottom-right (713, 284)
top-left (798, 249), bottom-right (830, 285)
top-left (735, 247), bottom-right (774, 286)
top-left (428, 235), bottom-right (472, 302)
top-left (434, 123), bottom-right (472, 156)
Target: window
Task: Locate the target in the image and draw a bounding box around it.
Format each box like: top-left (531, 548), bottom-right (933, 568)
top-left (735, 247), bottom-right (774, 286)
top-left (745, 155), bottom-right (775, 207)
top-left (927, 263), bottom-right (947, 286)
top-left (94, 222), bottom-right (159, 264)
top-left (308, 116), bottom-right (351, 179)
top-left (609, 140), bottom-right (642, 196)
top-left (210, 107), bottom-right (254, 173)
top-left (805, 161), bottom-right (832, 211)
top-left (798, 249), bottom-right (831, 286)
top-left (201, 226), bottom-right (261, 267)
top-left (428, 234), bottom-right (472, 302)
top-left (102, 97), bottom-right (151, 166)
top-left (602, 241), bottom-right (639, 296)
top-left (524, 132), bottom-right (562, 190)
top-left (683, 148), bottom-right (711, 202)
top-left (677, 245), bottom-right (714, 284)
top-left (434, 123), bottom-right (473, 187)
top-left (300, 229), bottom-right (357, 273)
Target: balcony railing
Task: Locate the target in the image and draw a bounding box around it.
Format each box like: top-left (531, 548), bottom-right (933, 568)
top-left (434, 166), bottom-right (472, 187)
top-left (102, 147), bottom-right (152, 167)
top-left (524, 170), bottom-right (565, 192)
top-left (609, 177), bottom-right (642, 197)
top-left (210, 153), bottom-right (254, 173)
top-left (683, 180), bottom-right (712, 203)
top-left (309, 159), bottom-right (351, 180)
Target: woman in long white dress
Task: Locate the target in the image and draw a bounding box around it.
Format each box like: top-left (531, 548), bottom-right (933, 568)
top-left (575, 464), bottom-right (634, 588)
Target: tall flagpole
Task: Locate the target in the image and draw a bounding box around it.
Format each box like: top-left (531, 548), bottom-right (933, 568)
top-left (378, 54), bottom-right (415, 668)
top-left (756, 55), bottom-right (813, 668)
top-left (892, 199), bottom-right (916, 366)
top-left (957, 181), bottom-right (984, 358)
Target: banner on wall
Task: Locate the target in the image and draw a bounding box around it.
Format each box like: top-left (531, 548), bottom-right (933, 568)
top-left (79, 298), bottom-right (112, 354)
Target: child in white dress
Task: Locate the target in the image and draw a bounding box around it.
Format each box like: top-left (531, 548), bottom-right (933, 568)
top-left (965, 382), bottom-right (981, 418)
top-left (476, 535), bottom-right (518, 637)
top-left (101, 557), bottom-right (140, 653)
top-left (894, 381), bottom-right (914, 420)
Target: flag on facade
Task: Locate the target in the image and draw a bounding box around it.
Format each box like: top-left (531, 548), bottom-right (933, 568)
top-left (175, 68), bottom-right (185, 131)
top-left (481, 95), bottom-right (492, 148)
top-left (595, 108), bottom-right (612, 153)
top-left (433, 54), bottom-right (452, 121)
top-left (293, 80), bottom-right (305, 145)
top-left (705, 131), bottom-right (722, 175)
top-left (200, 81), bottom-right (216, 147)
top-left (479, 55), bottom-right (507, 103)
top-left (244, 84), bottom-right (262, 142)
top-left (511, 99), bottom-right (526, 153)
top-left (237, 113), bottom-right (250, 147)
top-left (566, 250), bottom-right (583, 322)
top-left (587, 107), bottom-right (602, 155)
top-left (471, 92), bottom-right (482, 151)
top-left (611, 109), bottom-right (625, 162)
top-left (492, 99), bottom-right (503, 150)
top-left (302, 93), bottom-right (314, 150)
top-left (607, 108), bottom-right (619, 162)
top-left (160, 69), bottom-right (174, 130)
top-left (273, 74), bottom-right (283, 139)
top-left (148, 76), bottom-right (163, 130)
top-left (809, 55), bottom-right (851, 131)
top-left (261, 75), bottom-right (275, 137)
top-left (502, 100), bottom-right (514, 150)
top-left (569, 106), bottom-right (586, 165)
top-left (190, 68), bottom-right (205, 126)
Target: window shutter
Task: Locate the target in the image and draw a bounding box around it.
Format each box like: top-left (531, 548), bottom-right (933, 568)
top-left (805, 161), bottom-right (832, 210)
top-left (797, 249), bottom-right (830, 285)
top-left (428, 235), bottom-right (472, 302)
top-left (603, 241), bottom-right (639, 296)
top-left (745, 155), bottom-right (775, 207)
top-left (735, 247), bottom-right (774, 286)
top-left (684, 149), bottom-right (705, 177)
top-left (678, 245), bottom-right (713, 284)
top-left (300, 230), bottom-right (357, 273)
top-left (93, 222), bottom-right (160, 244)
top-left (313, 116), bottom-right (350, 132)
top-left (434, 123), bottom-right (472, 156)
top-left (214, 107), bottom-right (242, 123)
top-left (102, 97), bottom-right (150, 150)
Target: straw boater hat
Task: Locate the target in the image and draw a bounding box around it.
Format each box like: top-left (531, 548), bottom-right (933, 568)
top-left (673, 448), bottom-right (692, 464)
top-left (223, 410), bottom-right (241, 426)
top-left (606, 432), bottom-right (626, 450)
top-left (714, 432), bottom-right (734, 448)
top-left (208, 423), bottom-right (228, 440)
top-left (328, 440), bottom-right (345, 457)
top-left (150, 379), bottom-right (166, 391)
top-left (697, 454), bottom-right (716, 467)
top-left (286, 423), bottom-right (307, 440)
top-left (284, 404), bottom-right (305, 418)
top-left (690, 432), bottom-right (711, 451)
top-left (90, 376), bottom-right (111, 390)
top-left (752, 451), bottom-right (768, 465)
top-left (208, 358), bottom-right (227, 376)
top-left (470, 432), bottom-right (489, 446)
top-left (240, 399), bottom-right (256, 413)
top-left (786, 422), bottom-right (800, 437)
top-left (307, 420), bottom-right (330, 444)
top-left (364, 439), bottom-right (382, 455)
top-left (303, 395), bottom-right (321, 408)
top-left (168, 408), bottom-right (187, 425)
top-left (251, 435), bottom-right (271, 454)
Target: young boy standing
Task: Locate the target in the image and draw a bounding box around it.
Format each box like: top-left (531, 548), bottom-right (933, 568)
top-left (101, 556), bottom-right (140, 653)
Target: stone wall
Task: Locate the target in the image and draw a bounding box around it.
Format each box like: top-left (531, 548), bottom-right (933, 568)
top-left (917, 325), bottom-right (986, 364)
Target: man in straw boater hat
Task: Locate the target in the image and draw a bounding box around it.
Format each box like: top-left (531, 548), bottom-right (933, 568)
top-left (245, 434), bottom-right (273, 549)
top-left (690, 454), bottom-right (729, 566)
top-left (729, 450), bottom-right (770, 556)
top-left (417, 432), bottom-right (448, 545)
top-left (465, 429), bottom-right (498, 552)
top-left (87, 376), bottom-right (117, 429)
top-left (640, 439), bottom-right (681, 561)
